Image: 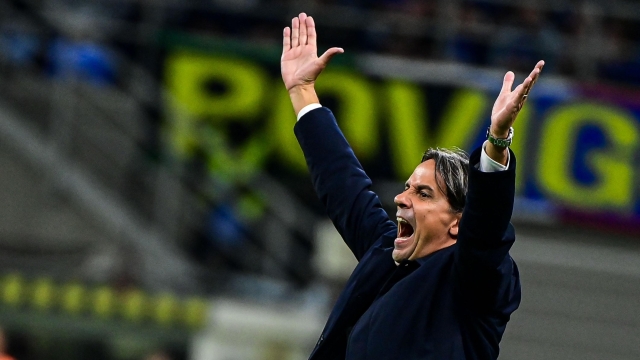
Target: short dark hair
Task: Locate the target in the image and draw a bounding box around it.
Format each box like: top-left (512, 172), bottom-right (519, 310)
top-left (421, 148), bottom-right (469, 213)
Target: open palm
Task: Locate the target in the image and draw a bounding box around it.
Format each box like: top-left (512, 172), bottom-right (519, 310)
top-left (281, 13), bottom-right (343, 92)
top-left (491, 60), bottom-right (544, 137)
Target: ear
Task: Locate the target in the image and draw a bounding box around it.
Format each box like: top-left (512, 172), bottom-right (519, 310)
top-left (448, 214), bottom-right (461, 239)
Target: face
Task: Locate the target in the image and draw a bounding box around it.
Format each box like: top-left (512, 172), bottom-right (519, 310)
top-left (393, 160), bottom-right (461, 263)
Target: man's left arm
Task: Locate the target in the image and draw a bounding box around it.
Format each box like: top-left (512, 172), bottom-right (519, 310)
top-left (455, 61), bottom-right (544, 312)
top-left (455, 145), bottom-right (517, 311)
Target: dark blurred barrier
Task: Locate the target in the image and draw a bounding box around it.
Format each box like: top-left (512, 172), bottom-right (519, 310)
top-left (0, 273), bottom-right (208, 329)
top-left (0, 274), bottom-right (202, 360)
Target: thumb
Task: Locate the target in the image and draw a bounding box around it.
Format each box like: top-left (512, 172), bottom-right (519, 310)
top-left (500, 71), bottom-right (515, 94)
top-left (319, 47), bottom-right (344, 66)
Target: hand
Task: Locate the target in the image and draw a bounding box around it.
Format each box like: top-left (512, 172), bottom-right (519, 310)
top-left (490, 60), bottom-right (545, 138)
top-left (281, 13), bottom-right (344, 92)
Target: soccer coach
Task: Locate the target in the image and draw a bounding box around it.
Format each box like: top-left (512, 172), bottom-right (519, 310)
top-left (281, 13), bottom-right (544, 360)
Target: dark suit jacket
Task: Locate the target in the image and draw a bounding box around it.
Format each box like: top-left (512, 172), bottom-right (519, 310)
top-left (295, 107), bottom-right (520, 360)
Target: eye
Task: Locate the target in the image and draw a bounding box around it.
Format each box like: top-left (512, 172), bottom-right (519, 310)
top-left (419, 191), bottom-right (430, 198)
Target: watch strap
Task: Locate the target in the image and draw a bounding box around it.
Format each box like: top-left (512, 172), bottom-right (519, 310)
top-left (486, 127), bottom-right (514, 148)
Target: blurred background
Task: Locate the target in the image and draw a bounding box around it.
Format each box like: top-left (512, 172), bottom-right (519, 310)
top-left (0, 0), bottom-right (639, 359)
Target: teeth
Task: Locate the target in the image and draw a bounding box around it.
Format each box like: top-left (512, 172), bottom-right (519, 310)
top-left (397, 217), bottom-right (407, 224)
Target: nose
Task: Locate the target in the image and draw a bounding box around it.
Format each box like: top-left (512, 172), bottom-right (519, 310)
top-left (394, 190), bottom-right (410, 209)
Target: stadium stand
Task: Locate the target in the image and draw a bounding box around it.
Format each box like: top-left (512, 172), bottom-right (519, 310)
top-left (0, 0), bottom-right (639, 359)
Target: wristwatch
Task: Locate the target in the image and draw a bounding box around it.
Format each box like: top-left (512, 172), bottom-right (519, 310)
top-left (486, 127), bottom-right (514, 148)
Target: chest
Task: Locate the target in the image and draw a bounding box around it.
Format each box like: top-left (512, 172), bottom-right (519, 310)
top-left (346, 251), bottom-right (463, 359)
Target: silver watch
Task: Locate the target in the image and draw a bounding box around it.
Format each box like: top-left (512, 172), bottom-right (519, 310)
top-left (486, 127), bottom-right (514, 148)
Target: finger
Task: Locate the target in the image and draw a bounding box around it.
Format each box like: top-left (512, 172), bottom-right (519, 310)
top-left (524, 72), bottom-right (537, 96)
top-left (518, 95), bottom-right (528, 111)
top-left (319, 47), bottom-right (344, 65)
top-left (512, 83), bottom-right (524, 101)
top-left (291, 17), bottom-right (300, 47)
top-left (525, 60), bottom-right (545, 93)
top-left (299, 13), bottom-right (308, 45)
top-left (307, 16), bottom-right (317, 48)
top-left (500, 71), bottom-right (515, 94)
top-left (514, 80), bottom-right (530, 110)
top-left (282, 27), bottom-right (291, 54)
top-left (524, 68), bottom-right (540, 94)
top-left (513, 82), bottom-right (531, 102)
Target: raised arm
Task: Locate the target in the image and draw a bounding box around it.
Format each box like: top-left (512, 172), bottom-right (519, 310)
top-left (455, 61), bottom-right (544, 311)
top-left (486, 61), bottom-right (544, 165)
top-left (282, 14), bottom-right (396, 260)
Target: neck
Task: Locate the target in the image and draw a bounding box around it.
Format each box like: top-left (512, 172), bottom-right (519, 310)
top-left (407, 237), bottom-right (457, 262)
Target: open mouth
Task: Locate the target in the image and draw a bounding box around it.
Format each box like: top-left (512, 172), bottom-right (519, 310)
top-left (397, 217), bottom-right (414, 239)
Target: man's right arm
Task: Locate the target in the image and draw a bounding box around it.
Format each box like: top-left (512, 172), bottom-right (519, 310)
top-left (294, 105), bottom-right (396, 260)
top-left (282, 13), bottom-right (395, 259)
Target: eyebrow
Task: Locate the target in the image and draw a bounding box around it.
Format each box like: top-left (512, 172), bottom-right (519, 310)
top-left (405, 183), bottom-right (435, 194)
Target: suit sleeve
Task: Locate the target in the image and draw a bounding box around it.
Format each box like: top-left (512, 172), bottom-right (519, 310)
top-left (454, 146), bottom-right (519, 313)
top-left (294, 107), bottom-right (396, 261)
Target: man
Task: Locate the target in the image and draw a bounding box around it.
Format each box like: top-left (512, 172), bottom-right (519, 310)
top-left (281, 13), bottom-right (543, 360)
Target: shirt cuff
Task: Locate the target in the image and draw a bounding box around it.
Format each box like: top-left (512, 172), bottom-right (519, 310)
top-left (297, 103), bottom-right (322, 121)
top-left (478, 140), bottom-right (509, 172)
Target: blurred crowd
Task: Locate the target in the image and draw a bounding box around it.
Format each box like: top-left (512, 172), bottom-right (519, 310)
top-left (184, 0), bottom-right (640, 85)
top-left (1, 0), bottom-right (640, 87)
